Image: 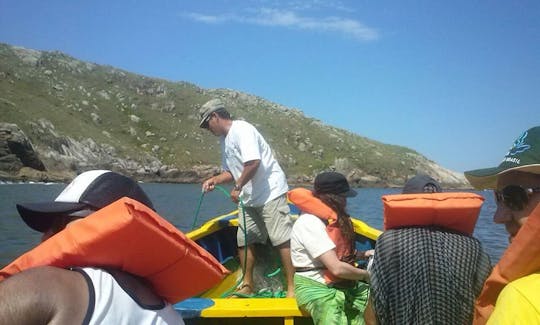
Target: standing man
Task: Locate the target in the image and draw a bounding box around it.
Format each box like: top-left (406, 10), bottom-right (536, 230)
top-left (199, 98), bottom-right (295, 297)
top-left (465, 126), bottom-right (540, 324)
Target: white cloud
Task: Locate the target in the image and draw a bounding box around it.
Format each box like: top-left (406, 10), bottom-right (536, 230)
top-left (256, 0), bottom-right (354, 13)
top-left (182, 8), bottom-right (378, 42)
top-left (185, 13), bottom-right (229, 24)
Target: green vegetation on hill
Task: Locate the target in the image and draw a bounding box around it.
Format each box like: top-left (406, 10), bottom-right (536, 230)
top-left (0, 43), bottom-right (466, 187)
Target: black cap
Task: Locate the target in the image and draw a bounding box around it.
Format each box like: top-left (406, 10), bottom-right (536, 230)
top-left (314, 172), bottom-right (357, 197)
top-left (16, 170), bottom-right (154, 232)
top-left (402, 174), bottom-right (442, 194)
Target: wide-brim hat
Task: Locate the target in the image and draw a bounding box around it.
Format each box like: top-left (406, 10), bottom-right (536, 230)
top-left (17, 170), bottom-right (154, 232)
top-left (465, 126), bottom-right (540, 189)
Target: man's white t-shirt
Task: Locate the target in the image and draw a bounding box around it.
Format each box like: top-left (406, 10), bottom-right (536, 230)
top-left (290, 213), bottom-right (336, 284)
top-left (78, 267), bottom-right (184, 325)
top-left (220, 120), bottom-right (288, 207)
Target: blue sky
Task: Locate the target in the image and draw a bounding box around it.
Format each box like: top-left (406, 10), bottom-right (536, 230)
top-left (1, 0), bottom-right (538, 172)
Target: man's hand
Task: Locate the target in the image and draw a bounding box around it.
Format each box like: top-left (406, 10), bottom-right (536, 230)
top-left (202, 177), bottom-right (216, 192)
top-left (364, 249), bottom-right (375, 258)
top-left (230, 187), bottom-right (241, 203)
top-left (356, 249), bottom-right (375, 260)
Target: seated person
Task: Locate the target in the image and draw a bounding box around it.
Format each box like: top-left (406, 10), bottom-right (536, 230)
top-left (366, 174), bottom-right (491, 325)
top-left (465, 126), bottom-right (540, 324)
top-left (290, 172), bottom-right (372, 325)
top-left (401, 173), bottom-right (442, 194)
top-left (0, 170), bottom-right (184, 324)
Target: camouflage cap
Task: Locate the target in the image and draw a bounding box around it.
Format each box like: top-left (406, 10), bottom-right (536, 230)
top-left (199, 99), bottom-right (225, 128)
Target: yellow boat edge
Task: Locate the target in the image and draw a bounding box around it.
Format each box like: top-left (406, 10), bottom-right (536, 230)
top-left (187, 209), bottom-right (381, 241)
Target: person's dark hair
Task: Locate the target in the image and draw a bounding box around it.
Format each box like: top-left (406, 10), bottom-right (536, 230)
top-left (313, 192), bottom-right (355, 243)
top-left (214, 109), bottom-right (231, 120)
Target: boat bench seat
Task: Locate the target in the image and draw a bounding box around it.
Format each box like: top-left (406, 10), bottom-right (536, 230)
top-left (175, 297), bottom-right (310, 324)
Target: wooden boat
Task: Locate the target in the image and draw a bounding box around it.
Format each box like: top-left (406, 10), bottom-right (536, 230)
top-left (174, 205), bottom-right (381, 325)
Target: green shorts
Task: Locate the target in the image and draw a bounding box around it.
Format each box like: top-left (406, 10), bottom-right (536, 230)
top-left (237, 194), bottom-right (292, 247)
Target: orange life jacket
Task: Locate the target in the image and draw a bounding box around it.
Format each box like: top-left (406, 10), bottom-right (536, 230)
top-left (288, 188), bottom-right (355, 284)
top-left (473, 202), bottom-right (540, 324)
top-left (382, 192), bottom-right (484, 235)
top-left (0, 197), bottom-right (229, 303)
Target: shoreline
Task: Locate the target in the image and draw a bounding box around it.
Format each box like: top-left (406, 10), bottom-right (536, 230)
top-left (0, 168), bottom-right (473, 190)
top-left (0, 179), bottom-right (474, 190)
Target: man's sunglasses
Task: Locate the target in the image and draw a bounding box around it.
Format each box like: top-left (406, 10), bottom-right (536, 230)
top-left (494, 185), bottom-right (540, 211)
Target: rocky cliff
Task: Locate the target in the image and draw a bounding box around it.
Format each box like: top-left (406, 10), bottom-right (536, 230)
top-left (0, 43), bottom-right (468, 187)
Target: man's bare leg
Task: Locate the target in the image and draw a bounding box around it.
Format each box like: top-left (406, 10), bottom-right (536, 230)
top-left (277, 241), bottom-right (295, 298)
top-left (237, 245), bottom-right (255, 295)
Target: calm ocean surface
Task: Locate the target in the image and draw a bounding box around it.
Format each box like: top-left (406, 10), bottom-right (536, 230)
top-left (0, 183), bottom-right (509, 268)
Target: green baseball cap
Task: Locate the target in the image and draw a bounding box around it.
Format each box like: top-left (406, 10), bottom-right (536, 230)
top-left (465, 126), bottom-right (540, 189)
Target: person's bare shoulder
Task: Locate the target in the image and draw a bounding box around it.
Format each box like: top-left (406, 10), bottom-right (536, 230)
top-left (0, 266), bottom-right (89, 324)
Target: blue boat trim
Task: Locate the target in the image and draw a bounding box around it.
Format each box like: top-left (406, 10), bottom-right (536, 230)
top-left (289, 203), bottom-right (301, 215)
top-left (174, 298), bottom-right (215, 319)
top-left (195, 227), bottom-right (237, 264)
top-left (217, 214), bottom-right (237, 227)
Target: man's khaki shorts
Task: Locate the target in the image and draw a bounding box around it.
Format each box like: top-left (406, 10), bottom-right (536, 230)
top-left (237, 194), bottom-right (292, 247)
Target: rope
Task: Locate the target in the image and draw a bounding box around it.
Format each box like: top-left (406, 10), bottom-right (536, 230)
top-left (216, 184), bottom-right (249, 298)
top-left (266, 268), bottom-right (281, 278)
top-left (229, 289), bottom-right (286, 298)
top-left (189, 184), bottom-right (238, 230)
top-left (190, 190), bottom-right (206, 231)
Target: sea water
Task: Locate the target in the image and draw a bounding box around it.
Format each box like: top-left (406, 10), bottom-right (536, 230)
top-left (0, 183), bottom-right (508, 268)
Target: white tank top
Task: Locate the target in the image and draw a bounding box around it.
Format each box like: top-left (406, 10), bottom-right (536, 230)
top-left (76, 267), bottom-right (185, 325)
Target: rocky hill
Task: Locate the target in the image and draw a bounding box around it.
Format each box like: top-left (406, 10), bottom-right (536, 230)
top-left (0, 43), bottom-right (468, 188)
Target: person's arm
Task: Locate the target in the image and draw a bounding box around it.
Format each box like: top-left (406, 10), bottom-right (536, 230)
top-left (356, 249), bottom-right (375, 260)
top-left (230, 159), bottom-right (260, 203)
top-left (202, 171), bottom-right (234, 192)
top-left (0, 266), bottom-right (89, 324)
top-left (318, 249), bottom-right (370, 282)
top-left (486, 280), bottom-right (538, 325)
top-left (364, 297), bottom-right (379, 325)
